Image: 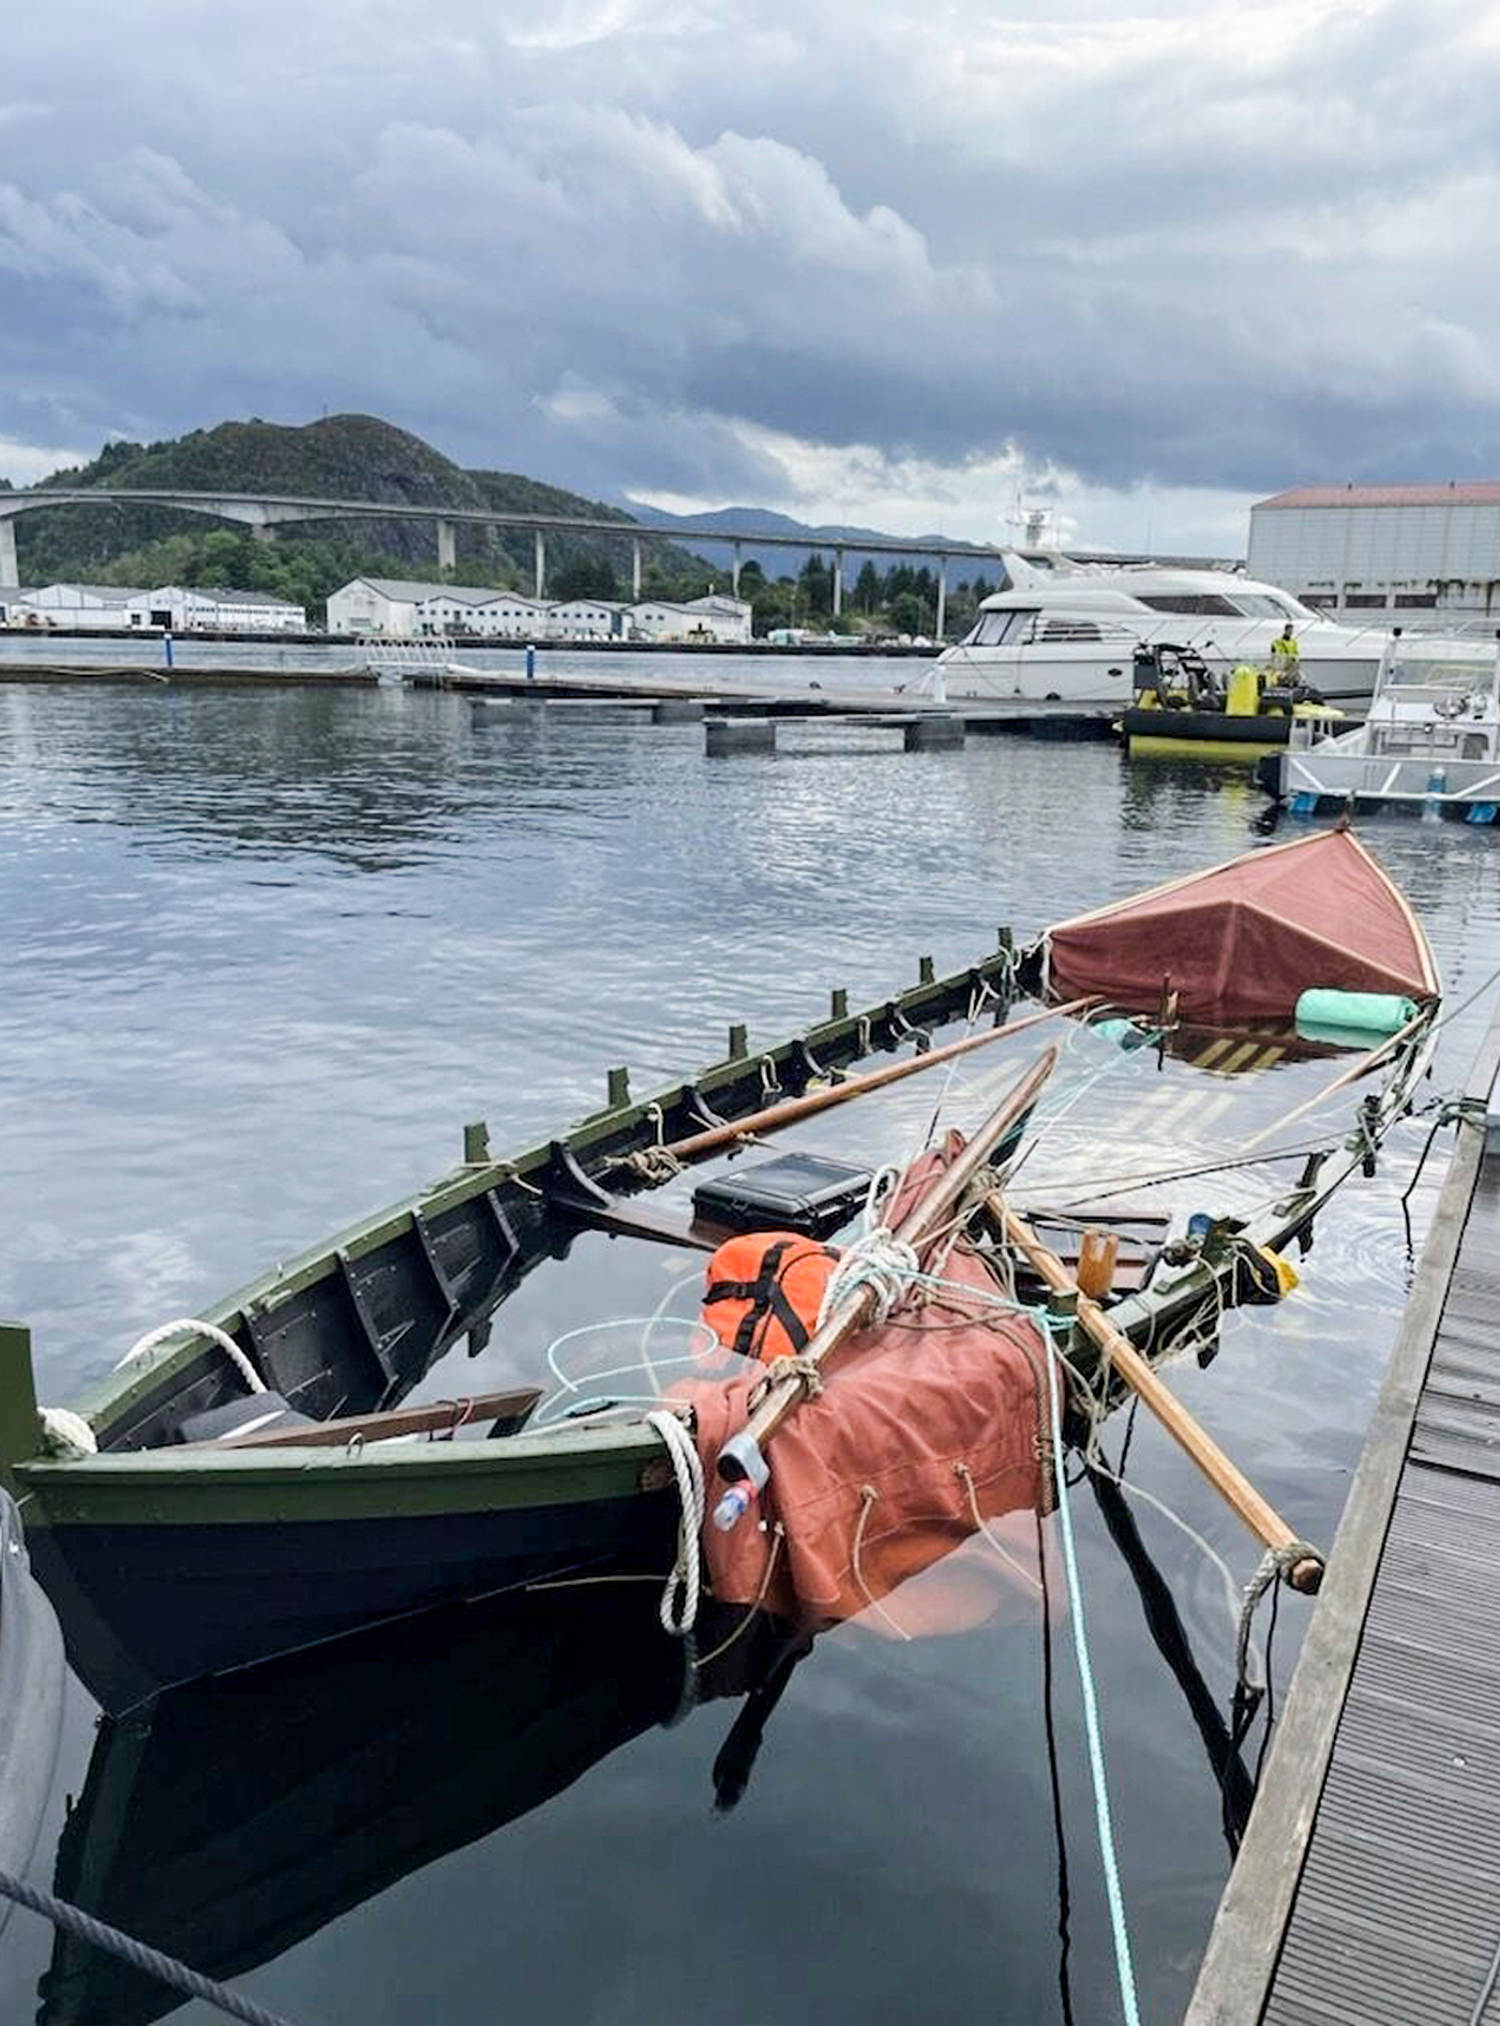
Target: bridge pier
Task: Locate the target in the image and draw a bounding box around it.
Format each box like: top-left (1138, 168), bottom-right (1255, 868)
top-left (0, 518), bottom-right (16, 587)
top-left (833, 548), bottom-right (843, 618)
top-left (437, 519), bottom-right (456, 575)
top-left (534, 531), bottom-right (546, 601)
top-left (632, 537), bottom-right (642, 601)
top-left (936, 558), bottom-right (947, 641)
top-left (732, 542), bottom-right (742, 597)
top-left (250, 523), bottom-right (274, 545)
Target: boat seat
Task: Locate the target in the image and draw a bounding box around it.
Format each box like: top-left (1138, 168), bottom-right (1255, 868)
top-left (174, 1392), bottom-right (318, 1445)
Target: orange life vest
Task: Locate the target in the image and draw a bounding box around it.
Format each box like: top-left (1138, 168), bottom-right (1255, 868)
top-left (700, 1232), bottom-right (842, 1364)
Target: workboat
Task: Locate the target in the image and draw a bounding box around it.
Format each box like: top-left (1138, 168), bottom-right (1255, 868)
top-left (1120, 642), bottom-right (1343, 762)
top-left (1265, 631), bottom-right (1500, 819)
top-left (925, 552), bottom-right (1397, 707)
top-left (0, 831), bottom-right (1442, 1707)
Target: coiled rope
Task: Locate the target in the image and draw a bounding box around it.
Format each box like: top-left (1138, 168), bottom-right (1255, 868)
top-left (36, 1408), bottom-right (98, 1458)
top-left (0, 1868), bottom-right (303, 2026)
top-left (816, 1228), bottom-right (920, 1329)
top-left (644, 1409), bottom-right (704, 1637)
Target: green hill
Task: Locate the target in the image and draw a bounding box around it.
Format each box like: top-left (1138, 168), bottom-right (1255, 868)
top-left (16, 414), bottom-right (707, 615)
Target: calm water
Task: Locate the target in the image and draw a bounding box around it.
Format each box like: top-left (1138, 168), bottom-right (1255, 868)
top-left (2, 677), bottom-right (1499, 2026)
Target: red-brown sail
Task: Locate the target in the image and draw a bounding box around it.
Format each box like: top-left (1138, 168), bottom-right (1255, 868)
top-left (1042, 828), bottom-right (1439, 1023)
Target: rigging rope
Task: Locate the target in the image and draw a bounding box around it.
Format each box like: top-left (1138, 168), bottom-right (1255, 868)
top-left (0, 1869), bottom-right (304, 2026)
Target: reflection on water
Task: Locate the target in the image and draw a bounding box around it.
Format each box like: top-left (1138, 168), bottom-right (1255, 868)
top-left (2, 679), bottom-right (1500, 2025)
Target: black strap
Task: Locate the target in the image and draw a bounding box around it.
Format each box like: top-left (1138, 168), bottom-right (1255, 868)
top-left (703, 1240), bottom-right (836, 1358)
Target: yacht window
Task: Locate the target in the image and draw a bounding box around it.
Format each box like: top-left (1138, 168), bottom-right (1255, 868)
top-left (967, 610), bottom-right (1035, 646)
top-left (1041, 619), bottom-right (1102, 641)
top-left (1138, 593), bottom-right (1243, 617)
top-left (1231, 592), bottom-right (1300, 619)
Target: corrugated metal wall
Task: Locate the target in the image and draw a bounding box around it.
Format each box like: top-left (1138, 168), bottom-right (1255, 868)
top-left (1248, 501), bottom-right (1500, 613)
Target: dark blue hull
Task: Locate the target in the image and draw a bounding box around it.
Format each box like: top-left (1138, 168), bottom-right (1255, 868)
top-left (31, 1490), bottom-right (675, 1709)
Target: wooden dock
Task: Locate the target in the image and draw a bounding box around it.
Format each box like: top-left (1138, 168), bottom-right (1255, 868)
top-left (1186, 1007), bottom-right (1500, 2025)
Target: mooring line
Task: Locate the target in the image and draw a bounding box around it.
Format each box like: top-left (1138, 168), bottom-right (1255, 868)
top-left (1044, 1345), bottom-right (1143, 2026)
top-left (0, 1869), bottom-right (305, 2026)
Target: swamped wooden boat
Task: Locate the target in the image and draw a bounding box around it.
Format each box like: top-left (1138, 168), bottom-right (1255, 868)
top-left (0, 828), bottom-right (1443, 1707)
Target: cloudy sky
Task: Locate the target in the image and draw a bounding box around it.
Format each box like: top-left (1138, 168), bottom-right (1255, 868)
top-left (3, 0), bottom-right (1497, 551)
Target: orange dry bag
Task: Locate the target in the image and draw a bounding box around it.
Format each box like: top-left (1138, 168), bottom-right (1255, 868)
top-left (700, 1232), bottom-right (842, 1364)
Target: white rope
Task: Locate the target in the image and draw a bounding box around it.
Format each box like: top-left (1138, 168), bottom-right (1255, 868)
top-left (645, 1409), bottom-right (705, 1637)
top-left (817, 1227), bottom-right (920, 1328)
top-left (37, 1408), bottom-right (97, 1458)
top-left (117, 1318), bottom-right (265, 1395)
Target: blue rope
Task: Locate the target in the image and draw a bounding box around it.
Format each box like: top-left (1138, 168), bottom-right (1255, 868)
top-left (1043, 1341), bottom-right (1143, 2026)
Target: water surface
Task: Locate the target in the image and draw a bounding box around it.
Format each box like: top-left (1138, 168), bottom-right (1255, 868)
top-left (2, 679), bottom-right (1497, 2026)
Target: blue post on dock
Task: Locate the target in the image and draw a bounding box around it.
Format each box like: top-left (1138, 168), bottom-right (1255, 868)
top-left (163, 632), bottom-right (174, 671)
top-left (525, 643), bottom-right (536, 681)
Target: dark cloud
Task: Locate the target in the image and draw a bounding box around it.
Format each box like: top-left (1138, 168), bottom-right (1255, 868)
top-left (2, 0), bottom-right (1499, 531)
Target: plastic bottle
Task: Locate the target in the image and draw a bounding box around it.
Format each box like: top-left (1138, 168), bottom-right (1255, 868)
top-left (713, 1483), bottom-right (757, 1532)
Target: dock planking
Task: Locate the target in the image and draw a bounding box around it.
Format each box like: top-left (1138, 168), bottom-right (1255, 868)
top-left (1185, 1004), bottom-right (1500, 2026)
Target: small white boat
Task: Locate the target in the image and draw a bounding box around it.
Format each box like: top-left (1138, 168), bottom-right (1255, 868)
top-left (1267, 633), bottom-right (1500, 820)
top-left (926, 552), bottom-right (1409, 707)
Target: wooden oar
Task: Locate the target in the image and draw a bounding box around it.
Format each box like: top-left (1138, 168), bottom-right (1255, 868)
top-left (715, 1045), bottom-right (1059, 1492)
top-left (991, 1201), bottom-right (1322, 1593)
top-left (653, 998), bottom-right (1096, 1168)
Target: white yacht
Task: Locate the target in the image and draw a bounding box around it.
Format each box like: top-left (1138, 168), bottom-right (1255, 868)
top-left (925, 552), bottom-right (1393, 706)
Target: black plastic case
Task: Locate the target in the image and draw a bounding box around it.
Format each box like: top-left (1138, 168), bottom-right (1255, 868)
top-left (692, 1153), bottom-right (872, 1239)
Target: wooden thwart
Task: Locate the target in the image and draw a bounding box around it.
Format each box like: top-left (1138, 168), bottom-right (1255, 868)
top-left (994, 1201), bottom-right (1323, 1592)
top-left (211, 1386), bottom-right (544, 1450)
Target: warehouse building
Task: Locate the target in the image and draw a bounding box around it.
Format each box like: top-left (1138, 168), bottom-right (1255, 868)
top-left (1248, 484), bottom-right (1500, 620)
top-left (3, 583), bottom-right (306, 632)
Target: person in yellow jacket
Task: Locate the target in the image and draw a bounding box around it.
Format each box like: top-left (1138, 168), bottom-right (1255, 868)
top-left (1270, 623), bottom-right (1301, 678)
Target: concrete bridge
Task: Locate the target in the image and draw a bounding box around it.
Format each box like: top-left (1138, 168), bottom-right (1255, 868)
top-left (0, 486), bottom-right (1027, 630)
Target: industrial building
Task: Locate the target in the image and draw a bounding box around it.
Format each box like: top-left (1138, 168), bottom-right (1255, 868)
top-left (3, 583), bottom-right (307, 632)
top-left (327, 579), bottom-right (752, 645)
top-left (1248, 484), bottom-right (1500, 621)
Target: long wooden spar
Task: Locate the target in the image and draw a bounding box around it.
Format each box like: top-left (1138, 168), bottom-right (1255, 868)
top-left (1240, 1005), bottom-right (1432, 1155)
top-left (650, 997), bottom-right (1096, 1168)
top-left (991, 1200), bottom-right (1323, 1594)
top-left (716, 1045), bottom-right (1059, 1491)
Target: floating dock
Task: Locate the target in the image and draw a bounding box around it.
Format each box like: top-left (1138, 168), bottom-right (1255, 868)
top-left (448, 664), bottom-right (1116, 738)
top-left (1186, 1008), bottom-right (1500, 2025)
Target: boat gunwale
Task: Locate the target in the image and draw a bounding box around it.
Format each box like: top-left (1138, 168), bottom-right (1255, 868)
top-left (15, 1007), bottom-right (1440, 1506)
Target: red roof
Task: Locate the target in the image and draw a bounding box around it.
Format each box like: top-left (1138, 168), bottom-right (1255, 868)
top-left (1044, 829), bottom-right (1438, 1022)
top-left (1258, 483), bottom-right (1500, 510)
